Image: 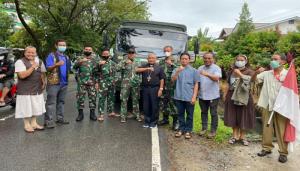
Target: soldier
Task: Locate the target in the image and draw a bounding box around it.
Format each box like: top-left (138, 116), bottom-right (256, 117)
top-left (117, 48), bottom-right (142, 123)
top-left (158, 46), bottom-right (179, 130)
top-left (95, 49), bottom-right (117, 121)
top-left (73, 45), bottom-right (98, 122)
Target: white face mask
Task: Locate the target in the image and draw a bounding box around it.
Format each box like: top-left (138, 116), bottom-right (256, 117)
top-left (0, 56), bottom-right (4, 60)
top-left (235, 61), bottom-right (246, 68)
top-left (165, 52), bottom-right (172, 57)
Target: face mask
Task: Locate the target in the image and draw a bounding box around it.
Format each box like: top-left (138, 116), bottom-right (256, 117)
top-left (57, 46), bottom-right (66, 53)
top-left (0, 56), bottom-right (4, 60)
top-left (83, 51), bottom-right (92, 56)
top-left (235, 61), bottom-right (246, 68)
top-left (102, 56), bottom-right (109, 60)
top-left (270, 60), bottom-right (280, 69)
top-left (165, 52), bottom-right (172, 57)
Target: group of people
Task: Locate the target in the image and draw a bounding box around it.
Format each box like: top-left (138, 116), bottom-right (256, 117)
top-left (13, 38), bottom-right (291, 163)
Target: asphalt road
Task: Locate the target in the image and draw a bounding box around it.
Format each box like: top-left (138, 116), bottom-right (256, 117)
top-left (0, 77), bottom-right (169, 171)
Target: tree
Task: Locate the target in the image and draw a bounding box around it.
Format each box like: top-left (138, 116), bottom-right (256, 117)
top-left (0, 5), bottom-right (14, 47)
top-left (10, 0), bottom-right (149, 57)
top-left (223, 2), bottom-right (254, 56)
top-left (188, 27), bottom-right (214, 52)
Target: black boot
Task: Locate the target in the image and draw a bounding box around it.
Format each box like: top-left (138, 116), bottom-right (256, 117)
top-left (158, 114), bottom-right (169, 126)
top-left (76, 109), bottom-right (84, 122)
top-left (90, 109), bottom-right (97, 121)
top-left (172, 116), bottom-right (179, 131)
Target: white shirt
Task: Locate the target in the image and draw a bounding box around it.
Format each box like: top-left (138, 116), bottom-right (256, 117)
top-left (257, 69), bottom-right (288, 111)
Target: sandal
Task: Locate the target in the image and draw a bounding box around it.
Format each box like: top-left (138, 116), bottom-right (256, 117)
top-left (97, 115), bottom-right (104, 122)
top-left (240, 139), bottom-right (249, 146)
top-left (24, 127), bottom-right (34, 133)
top-left (228, 137), bottom-right (238, 144)
top-left (0, 101), bottom-right (5, 106)
top-left (185, 132), bottom-right (192, 139)
top-left (32, 125), bottom-right (45, 131)
top-left (108, 112), bottom-right (116, 117)
top-left (175, 131), bottom-right (183, 138)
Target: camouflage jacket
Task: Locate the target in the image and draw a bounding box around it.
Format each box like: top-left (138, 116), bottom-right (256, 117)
top-left (95, 57), bottom-right (117, 86)
top-left (159, 59), bottom-right (177, 97)
top-left (116, 58), bottom-right (141, 87)
top-left (73, 56), bottom-right (98, 85)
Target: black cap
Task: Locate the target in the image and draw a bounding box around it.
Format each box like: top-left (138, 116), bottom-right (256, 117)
top-left (128, 47), bottom-right (136, 54)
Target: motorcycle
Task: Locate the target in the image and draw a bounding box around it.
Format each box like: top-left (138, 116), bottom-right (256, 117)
top-left (0, 84), bottom-right (17, 108)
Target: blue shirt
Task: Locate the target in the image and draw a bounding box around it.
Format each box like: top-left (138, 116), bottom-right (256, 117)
top-left (198, 64), bottom-right (222, 100)
top-left (172, 65), bottom-right (199, 102)
top-left (46, 52), bottom-right (70, 86)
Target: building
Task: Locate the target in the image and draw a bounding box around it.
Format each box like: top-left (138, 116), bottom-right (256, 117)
top-left (218, 16), bottom-right (300, 40)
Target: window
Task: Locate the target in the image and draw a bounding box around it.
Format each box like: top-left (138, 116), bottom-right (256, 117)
top-left (288, 20), bottom-right (295, 24)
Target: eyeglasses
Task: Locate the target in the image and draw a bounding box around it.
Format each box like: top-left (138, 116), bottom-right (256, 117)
top-left (128, 52), bottom-right (135, 54)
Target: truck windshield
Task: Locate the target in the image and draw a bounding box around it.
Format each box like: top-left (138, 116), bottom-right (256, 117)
top-left (117, 28), bottom-right (187, 57)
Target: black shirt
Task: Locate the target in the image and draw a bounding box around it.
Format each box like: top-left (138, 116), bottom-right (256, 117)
top-left (140, 63), bottom-right (165, 87)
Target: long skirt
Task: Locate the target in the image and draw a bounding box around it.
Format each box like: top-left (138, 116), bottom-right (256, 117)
top-left (224, 90), bottom-right (255, 130)
top-left (15, 94), bottom-right (46, 119)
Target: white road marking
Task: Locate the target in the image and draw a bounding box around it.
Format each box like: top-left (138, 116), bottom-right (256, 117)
top-left (0, 113), bottom-right (15, 121)
top-left (152, 127), bottom-right (162, 171)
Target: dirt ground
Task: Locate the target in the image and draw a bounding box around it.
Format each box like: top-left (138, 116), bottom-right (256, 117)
top-left (165, 129), bottom-right (300, 171)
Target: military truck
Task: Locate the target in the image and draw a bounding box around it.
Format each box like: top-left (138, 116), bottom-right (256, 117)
top-left (113, 20), bottom-right (189, 64)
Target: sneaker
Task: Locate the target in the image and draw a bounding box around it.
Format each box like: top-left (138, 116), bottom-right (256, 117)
top-left (136, 117), bottom-right (142, 122)
top-left (45, 121), bottom-right (55, 129)
top-left (142, 124), bottom-right (149, 128)
top-left (56, 119), bottom-right (70, 125)
top-left (149, 124), bottom-right (157, 129)
top-left (199, 129), bottom-right (207, 136)
top-left (120, 118), bottom-right (126, 123)
top-left (207, 131), bottom-right (216, 139)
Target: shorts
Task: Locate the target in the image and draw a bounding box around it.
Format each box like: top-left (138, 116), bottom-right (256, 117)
top-left (0, 79), bottom-right (14, 90)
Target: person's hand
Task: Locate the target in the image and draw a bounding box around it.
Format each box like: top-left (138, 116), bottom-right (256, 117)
top-left (80, 58), bottom-right (88, 63)
top-left (190, 96), bottom-right (196, 105)
top-left (200, 70), bottom-right (210, 77)
top-left (31, 62), bottom-right (39, 70)
top-left (158, 89), bottom-right (163, 97)
top-left (256, 67), bottom-right (265, 73)
top-left (233, 68), bottom-right (242, 77)
top-left (55, 60), bottom-right (64, 67)
top-left (95, 83), bottom-right (99, 91)
top-left (99, 61), bottom-right (106, 65)
top-left (165, 59), bottom-right (173, 66)
top-left (177, 66), bottom-right (184, 73)
top-left (148, 67), bottom-right (154, 72)
top-left (126, 60), bottom-right (133, 64)
top-left (0, 74), bottom-right (6, 79)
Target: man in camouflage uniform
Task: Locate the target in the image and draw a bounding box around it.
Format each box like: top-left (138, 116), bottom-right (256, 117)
top-left (117, 48), bottom-right (141, 123)
top-left (73, 45), bottom-right (98, 122)
top-left (95, 49), bottom-right (117, 121)
top-left (158, 46), bottom-right (179, 130)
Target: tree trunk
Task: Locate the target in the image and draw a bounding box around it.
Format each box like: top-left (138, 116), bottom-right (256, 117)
top-left (14, 0), bottom-right (41, 56)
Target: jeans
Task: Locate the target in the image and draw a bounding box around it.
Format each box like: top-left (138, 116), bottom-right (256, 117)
top-left (143, 86), bottom-right (159, 126)
top-left (176, 100), bottom-right (195, 132)
top-left (199, 98), bottom-right (219, 132)
top-left (45, 84), bottom-right (68, 122)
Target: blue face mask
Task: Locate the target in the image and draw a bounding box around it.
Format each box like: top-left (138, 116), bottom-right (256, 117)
top-left (57, 46), bottom-right (66, 53)
top-left (270, 60), bottom-right (280, 69)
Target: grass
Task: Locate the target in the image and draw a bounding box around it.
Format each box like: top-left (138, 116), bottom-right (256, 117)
top-left (166, 101), bottom-right (232, 143)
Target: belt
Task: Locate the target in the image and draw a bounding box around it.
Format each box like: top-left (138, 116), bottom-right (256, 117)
top-left (142, 85), bottom-right (159, 88)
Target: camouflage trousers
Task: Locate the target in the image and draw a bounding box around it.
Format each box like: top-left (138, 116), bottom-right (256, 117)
top-left (76, 83), bottom-right (97, 110)
top-left (98, 82), bottom-right (115, 115)
top-left (120, 85), bottom-right (140, 119)
top-left (160, 91), bottom-right (177, 118)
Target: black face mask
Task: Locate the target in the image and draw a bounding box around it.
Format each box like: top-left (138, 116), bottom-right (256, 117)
top-left (83, 51), bottom-right (92, 56)
top-left (102, 56), bottom-right (109, 60)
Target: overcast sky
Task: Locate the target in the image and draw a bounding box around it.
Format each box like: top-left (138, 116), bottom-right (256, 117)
top-left (149, 0), bottom-right (300, 38)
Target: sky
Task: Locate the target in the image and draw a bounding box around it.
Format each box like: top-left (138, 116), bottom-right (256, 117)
top-left (149, 0), bottom-right (300, 38)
